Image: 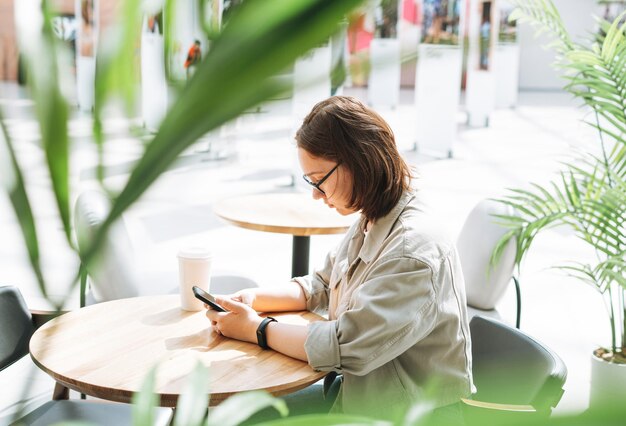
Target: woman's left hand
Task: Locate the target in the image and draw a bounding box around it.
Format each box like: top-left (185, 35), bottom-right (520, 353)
top-left (205, 296), bottom-right (263, 344)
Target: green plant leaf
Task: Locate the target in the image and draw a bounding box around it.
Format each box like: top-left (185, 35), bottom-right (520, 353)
top-left (131, 364), bottom-right (159, 426)
top-left (15, 0), bottom-right (72, 246)
top-left (0, 108), bottom-right (48, 299)
top-left (566, 50), bottom-right (603, 66)
top-left (90, 0), bottom-right (363, 260)
top-left (207, 391), bottom-right (288, 426)
top-left (173, 362), bottom-right (210, 426)
top-left (93, 0), bottom-right (143, 184)
top-left (255, 413), bottom-right (389, 426)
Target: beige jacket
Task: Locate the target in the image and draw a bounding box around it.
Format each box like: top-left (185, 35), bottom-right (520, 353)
top-left (294, 191), bottom-right (473, 420)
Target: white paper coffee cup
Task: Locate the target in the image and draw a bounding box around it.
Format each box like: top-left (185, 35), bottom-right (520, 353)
top-left (177, 247), bottom-right (212, 311)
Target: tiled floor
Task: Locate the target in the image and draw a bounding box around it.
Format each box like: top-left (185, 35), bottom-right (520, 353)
top-left (0, 82), bottom-right (606, 420)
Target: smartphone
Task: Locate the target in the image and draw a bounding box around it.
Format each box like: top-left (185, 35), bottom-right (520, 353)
top-left (192, 286), bottom-right (227, 312)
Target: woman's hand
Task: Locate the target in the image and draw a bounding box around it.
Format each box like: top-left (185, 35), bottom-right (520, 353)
top-left (205, 296), bottom-right (262, 344)
top-left (230, 289), bottom-right (257, 308)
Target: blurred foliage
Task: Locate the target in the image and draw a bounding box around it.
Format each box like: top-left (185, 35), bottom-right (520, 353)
top-left (129, 361), bottom-right (626, 426)
top-left (5, 0), bottom-right (362, 305)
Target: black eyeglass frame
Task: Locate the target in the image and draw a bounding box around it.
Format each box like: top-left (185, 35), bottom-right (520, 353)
top-left (302, 162), bottom-right (341, 196)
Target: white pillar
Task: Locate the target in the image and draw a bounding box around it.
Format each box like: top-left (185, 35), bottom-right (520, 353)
top-left (465, 0), bottom-right (498, 127)
top-left (414, 44), bottom-right (463, 158)
top-left (75, 0), bottom-right (98, 111)
top-left (414, 0), bottom-right (464, 157)
top-left (494, 43), bottom-right (520, 108)
top-left (368, 38), bottom-right (401, 108)
top-left (141, 15), bottom-right (168, 132)
top-left (493, 0), bottom-right (519, 108)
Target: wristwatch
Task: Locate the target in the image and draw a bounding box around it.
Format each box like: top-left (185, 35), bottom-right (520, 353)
top-left (256, 317), bottom-right (277, 349)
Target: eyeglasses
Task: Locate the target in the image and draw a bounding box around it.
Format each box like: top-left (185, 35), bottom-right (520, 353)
top-left (302, 163), bottom-right (341, 196)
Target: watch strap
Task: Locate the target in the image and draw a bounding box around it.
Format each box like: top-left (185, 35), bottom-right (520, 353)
top-left (256, 316), bottom-right (277, 349)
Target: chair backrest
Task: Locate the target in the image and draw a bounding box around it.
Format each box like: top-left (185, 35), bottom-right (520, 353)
top-left (211, 275), bottom-right (259, 294)
top-left (74, 191), bottom-right (261, 304)
top-left (0, 286), bottom-right (35, 371)
top-left (74, 190), bottom-right (142, 303)
top-left (470, 316), bottom-right (567, 412)
top-left (457, 199), bottom-right (516, 310)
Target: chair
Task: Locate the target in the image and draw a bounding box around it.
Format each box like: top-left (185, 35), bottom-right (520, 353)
top-left (74, 190), bottom-right (144, 305)
top-left (456, 198), bottom-right (521, 328)
top-left (0, 286), bottom-right (173, 426)
top-left (73, 190), bottom-right (257, 306)
top-left (462, 316), bottom-right (567, 421)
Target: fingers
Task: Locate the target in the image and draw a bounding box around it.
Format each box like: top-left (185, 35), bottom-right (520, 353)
top-left (239, 292), bottom-right (255, 306)
top-left (205, 309), bottom-right (224, 321)
top-left (206, 308), bottom-right (228, 336)
top-left (207, 315), bottom-right (221, 335)
top-left (204, 302), bottom-right (225, 313)
top-left (215, 296), bottom-right (246, 312)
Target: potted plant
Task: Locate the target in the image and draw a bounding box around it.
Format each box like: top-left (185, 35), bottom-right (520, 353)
top-left (491, 0), bottom-right (626, 407)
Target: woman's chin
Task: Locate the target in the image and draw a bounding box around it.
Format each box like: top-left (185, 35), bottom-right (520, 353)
top-left (334, 207), bottom-right (354, 216)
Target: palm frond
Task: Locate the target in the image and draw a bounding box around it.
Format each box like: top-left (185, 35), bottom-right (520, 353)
top-left (522, 7), bottom-right (626, 156)
top-left (494, 161), bottom-right (625, 267)
top-left (556, 263), bottom-right (606, 292)
top-left (563, 19), bottom-right (626, 141)
top-left (15, 0), bottom-right (72, 246)
top-left (79, 0), bottom-right (364, 274)
top-left (491, 190), bottom-right (572, 266)
top-left (0, 110), bottom-right (48, 299)
top-left (557, 257), bottom-right (626, 294)
top-left (509, 0), bottom-right (575, 53)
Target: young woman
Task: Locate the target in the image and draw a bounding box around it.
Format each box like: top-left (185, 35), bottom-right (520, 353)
top-left (206, 96), bottom-right (472, 422)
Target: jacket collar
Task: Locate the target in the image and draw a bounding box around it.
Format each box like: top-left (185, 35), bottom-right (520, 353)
top-left (357, 191), bottom-right (415, 264)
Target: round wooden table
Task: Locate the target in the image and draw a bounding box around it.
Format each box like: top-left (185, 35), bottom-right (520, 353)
top-left (29, 295), bottom-right (326, 406)
top-left (213, 193), bottom-right (357, 277)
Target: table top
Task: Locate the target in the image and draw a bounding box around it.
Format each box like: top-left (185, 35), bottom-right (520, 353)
top-left (29, 295), bottom-right (326, 406)
top-left (213, 192), bottom-right (357, 236)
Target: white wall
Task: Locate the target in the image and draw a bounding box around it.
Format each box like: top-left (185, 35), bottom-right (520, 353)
top-left (518, 0), bottom-right (601, 90)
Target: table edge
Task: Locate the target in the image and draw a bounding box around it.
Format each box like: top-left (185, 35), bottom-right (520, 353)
top-left (215, 214), bottom-right (351, 236)
top-left (30, 351), bottom-right (326, 407)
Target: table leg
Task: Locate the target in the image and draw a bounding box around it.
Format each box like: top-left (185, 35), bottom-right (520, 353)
top-left (292, 236), bottom-right (310, 278)
top-left (52, 382), bottom-right (69, 400)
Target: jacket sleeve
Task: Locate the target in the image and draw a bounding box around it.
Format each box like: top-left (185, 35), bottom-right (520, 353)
top-left (304, 255), bottom-right (438, 375)
top-left (292, 246), bottom-right (336, 315)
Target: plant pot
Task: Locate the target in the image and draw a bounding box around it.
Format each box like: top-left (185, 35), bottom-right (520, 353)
top-left (414, 44), bottom-right (463, 158)
top-left (589, 350), bottom-right (626, 408)
top-left (494, 43), bottom-right (520, 108)
top-left (368, 38), bottom-right (400, 108)
top-left (77, 56), bottom-right (95, 111)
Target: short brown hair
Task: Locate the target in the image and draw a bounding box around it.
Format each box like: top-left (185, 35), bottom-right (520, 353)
top-left (295, 96), bottom-right (413, 221)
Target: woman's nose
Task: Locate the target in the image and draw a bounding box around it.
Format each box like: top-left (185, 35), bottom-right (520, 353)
top-left (312, 188), bottom-right (324, 200)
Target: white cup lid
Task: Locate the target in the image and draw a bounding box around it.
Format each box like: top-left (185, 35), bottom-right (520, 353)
top-left (177, 247), bottom-right (212, 259)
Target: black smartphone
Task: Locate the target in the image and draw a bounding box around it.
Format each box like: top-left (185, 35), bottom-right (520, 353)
top-left (192, 286), bottom-right (227, 312)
